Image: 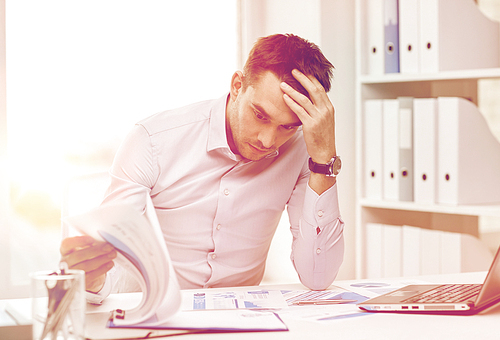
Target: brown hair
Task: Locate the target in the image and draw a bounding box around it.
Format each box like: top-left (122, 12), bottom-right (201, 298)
top-left (242, 34), bottom-right (334, 98)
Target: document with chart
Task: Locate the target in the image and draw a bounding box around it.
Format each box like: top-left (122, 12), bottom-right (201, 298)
top-left (66, 197), bottom-right (182, 327)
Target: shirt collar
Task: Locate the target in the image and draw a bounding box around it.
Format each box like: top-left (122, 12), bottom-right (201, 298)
top-left (207, 94), bottom-right (238, 159)
top-left (207, 93), bottom-right (279, 161)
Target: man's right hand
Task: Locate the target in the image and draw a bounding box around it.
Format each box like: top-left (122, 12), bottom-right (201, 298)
top-left (60, 235), bottom-right (117, 293)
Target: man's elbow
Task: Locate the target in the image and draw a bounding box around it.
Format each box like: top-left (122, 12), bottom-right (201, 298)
top-left (299, 270), bottom-right (340, 291)
top-left (299, 255), bottom-right (344, 290)
top-left (293, 234), bottom-right (345, 290)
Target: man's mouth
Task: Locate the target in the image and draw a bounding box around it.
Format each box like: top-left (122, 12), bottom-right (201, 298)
top-left (249, 143), bottom-right (272, 154)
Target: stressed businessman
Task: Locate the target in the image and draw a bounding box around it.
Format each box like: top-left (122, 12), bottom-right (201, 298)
top-left (60, 33), bottom-right (345, 303)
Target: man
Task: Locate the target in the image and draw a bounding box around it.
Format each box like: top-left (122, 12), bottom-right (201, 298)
top-left (60, 34), bottom-right (344, 303)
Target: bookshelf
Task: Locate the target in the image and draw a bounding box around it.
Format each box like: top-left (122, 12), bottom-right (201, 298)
top-left (360, 199), bottom-right (500, 217)
top-left (354, 0), bottom-right (500, 279)
top-left (360, 67), bottom-right (500, 84)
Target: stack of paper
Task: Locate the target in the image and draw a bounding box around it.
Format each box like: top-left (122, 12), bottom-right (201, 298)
top-left (66, 197), bottom-right (182, 326)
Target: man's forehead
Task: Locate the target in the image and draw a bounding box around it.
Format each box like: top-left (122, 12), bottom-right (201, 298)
top-left (248, 69), bottom-right (311, 99)
top-left (251, 100), bottom-right (302, 127)
top-left (245, 71), bottom-right (300, 124)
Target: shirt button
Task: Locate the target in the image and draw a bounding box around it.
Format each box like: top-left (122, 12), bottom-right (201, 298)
top-left (216, 224), bottom-right (222, 230)
top-left (211, 254), bottom-right (217, 260)
top-left (224, 189), bottom-right (230, 196)
top-left (317, 210), bottom-right (324, 217)
top-left (316, 248), bottom-right (322, 254)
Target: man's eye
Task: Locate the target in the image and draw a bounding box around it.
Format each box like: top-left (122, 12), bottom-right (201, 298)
top-left (254, 111), bottom-right (266, 121)
top-left (282, 125), bottom-right (295, 131)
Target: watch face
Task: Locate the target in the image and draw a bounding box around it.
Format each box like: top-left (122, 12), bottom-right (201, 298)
top-left (330, 156), bottom-right (342, 176)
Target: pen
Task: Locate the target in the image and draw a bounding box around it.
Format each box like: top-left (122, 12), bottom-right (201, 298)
top-left (292, 299), bottom-right (357, 305)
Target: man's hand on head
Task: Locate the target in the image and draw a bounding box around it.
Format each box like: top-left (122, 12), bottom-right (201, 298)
top-left (280, 69), bottom-right (337, 165)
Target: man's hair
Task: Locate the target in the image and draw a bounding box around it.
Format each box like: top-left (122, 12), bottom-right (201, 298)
top-left (242, 34), bottom-right (334, 97)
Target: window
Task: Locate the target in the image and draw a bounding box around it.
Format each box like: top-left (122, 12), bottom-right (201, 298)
top-left (2, 0), bottom-right (238, 298)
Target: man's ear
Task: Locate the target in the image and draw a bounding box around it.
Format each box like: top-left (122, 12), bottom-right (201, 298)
top-left (229, 71), bottom-right (244, 99)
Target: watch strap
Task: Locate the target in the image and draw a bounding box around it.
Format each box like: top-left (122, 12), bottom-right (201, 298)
top-left (308, 156), bottom-right (341, 177)
top-left (308, 157), bottom-right (331, 175)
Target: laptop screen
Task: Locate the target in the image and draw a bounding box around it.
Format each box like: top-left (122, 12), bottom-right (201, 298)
top-left (475, 247), bottom-right (500, 308)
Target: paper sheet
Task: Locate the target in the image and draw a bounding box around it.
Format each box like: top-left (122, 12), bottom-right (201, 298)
top-left (334, 279), bottom-right (429, 298)
top-left (109, 310), bottom-right (288, 332)
top-left (276, 287), bottom-right (372, 323)
top-left (278, 304), bottom-right (372, 323)
top-left (281, 286), bottom-right (351, 305)
top-left (85, 312), bottom-right (189, 340)
top-left (181, 289), bottom-right (288, 310)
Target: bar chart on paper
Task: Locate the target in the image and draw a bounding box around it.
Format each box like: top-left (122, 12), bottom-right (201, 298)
top-left (282, 289), bottom-right (367, 305)
top-left (182, 290), bottom-right (289, 310)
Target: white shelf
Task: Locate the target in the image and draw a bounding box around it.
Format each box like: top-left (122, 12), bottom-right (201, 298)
top-left (360, 67), bottom-right (500, 84)
top-left (360, 199), bottom-right (500, 217)
top-left (353, 0), bottom-right (500, 279)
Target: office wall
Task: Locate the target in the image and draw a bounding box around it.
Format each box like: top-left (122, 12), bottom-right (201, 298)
top-left (241, 0), bottom-right (356, 281)
top-left (0, 0), bottom-right (11, 296)
top-left (1, 1), bottom-right (240, 298)
top-left (477, 0), bottom-right (500, 142)
top-left (319, 0), bottom-right (356, 280)
top-left (477, 0), bottom-right (500, 254)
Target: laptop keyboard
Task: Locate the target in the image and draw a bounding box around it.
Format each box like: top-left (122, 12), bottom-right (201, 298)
top-left (402, 284), bottom-right (482, 304)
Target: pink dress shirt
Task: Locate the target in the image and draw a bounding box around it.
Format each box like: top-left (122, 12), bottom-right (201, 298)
top-left (101, 94), bottom-right (344, 291)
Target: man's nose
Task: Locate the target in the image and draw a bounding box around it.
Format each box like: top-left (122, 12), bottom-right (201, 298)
top-left (258, 127), bottom-right (277, 149)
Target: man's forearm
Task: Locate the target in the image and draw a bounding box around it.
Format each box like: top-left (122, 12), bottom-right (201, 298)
top-left (292, 213), bottom-right (344, 290)
top-left (289, 181), bottom-right (345, 290)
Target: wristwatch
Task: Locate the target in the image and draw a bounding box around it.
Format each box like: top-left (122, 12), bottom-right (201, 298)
top-left (308, 156), bottom-right (342, 177)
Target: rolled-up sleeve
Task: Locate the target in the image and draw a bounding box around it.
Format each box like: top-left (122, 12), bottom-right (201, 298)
top-left (289, 178), bottom-right (345, 290)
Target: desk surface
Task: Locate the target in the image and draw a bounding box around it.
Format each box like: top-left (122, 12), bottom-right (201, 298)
top-left (4, 272), bottom-right (499, 340)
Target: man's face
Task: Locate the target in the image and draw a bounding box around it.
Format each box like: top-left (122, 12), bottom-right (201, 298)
top-left (226, 71), bottom-right (302, 161)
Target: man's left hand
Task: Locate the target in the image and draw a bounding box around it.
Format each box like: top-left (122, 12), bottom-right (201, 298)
top-left (280, 69), bottom-right (336, 164)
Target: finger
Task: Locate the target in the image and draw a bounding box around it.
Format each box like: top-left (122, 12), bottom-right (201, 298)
top-left (68, 251), bottom-right (116, 274)
top-left (280, 80), bottom-right (313, 108)
top-left (280, 80), bottom-right (318, 120)
top-left (63, 242), bottom-right (116, 268)
top-left (85, 261), bottom-right (115, 292)
top-left (292, 69), bottom-right (326, 94)
top-left (282, 74), bottom-right (335, 123)
top-left (291, 69), bottom-right (327, 105)
top-left (60, 235), bottom-right (95, 256)
top-left (291, 68), bottom-right (314, 88)
top-left (303, 70), bottom-right (326, 92)
top-left (69, 252), bottom-right (115, 292)
top-left (282, 93), bottom-right (313, 124)
top-left (291, 69), bottom-right (325, 92)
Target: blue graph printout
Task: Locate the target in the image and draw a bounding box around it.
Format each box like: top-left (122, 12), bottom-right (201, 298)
top-left (183, 290), bottom-right (289, 310)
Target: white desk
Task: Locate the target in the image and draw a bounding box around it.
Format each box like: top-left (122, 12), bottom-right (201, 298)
top-left (4, 272), bottom-right (500, 340)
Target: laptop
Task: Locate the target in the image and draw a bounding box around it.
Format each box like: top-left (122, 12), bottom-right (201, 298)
top-left (357, 246), bottom-right (500, 315)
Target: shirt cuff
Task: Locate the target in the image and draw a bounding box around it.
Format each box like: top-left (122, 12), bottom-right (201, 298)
top-left (302, 182), bottom-right (341, 229)
top-left (85, 272), bottom-right (112, 305)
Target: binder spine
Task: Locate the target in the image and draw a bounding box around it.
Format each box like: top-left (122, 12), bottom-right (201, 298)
top-left (384, 0), bottom-right (400, 73)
